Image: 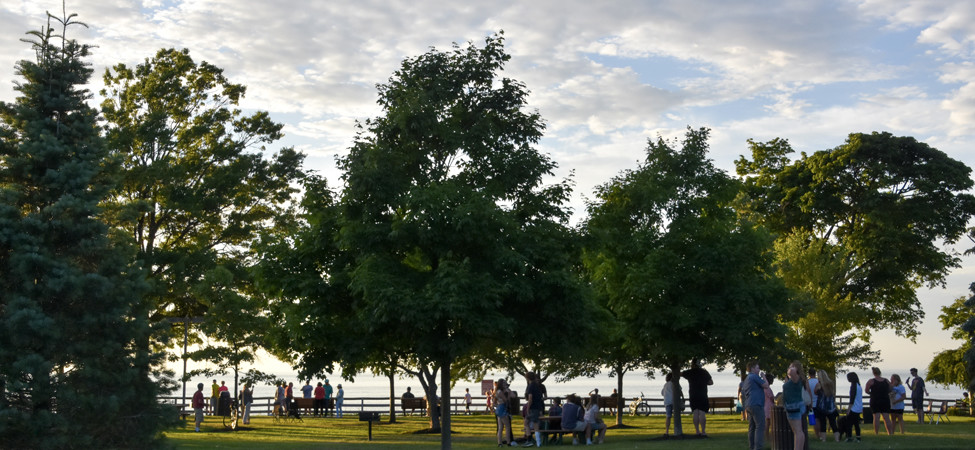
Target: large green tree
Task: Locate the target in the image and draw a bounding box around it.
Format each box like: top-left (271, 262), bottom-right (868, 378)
top-left (583, 127), bottom-right (791, 436)
top-left (927, 283), bottom-right (975, 414)
top-left (0, 10), bottom-right (166, 447)
top-left (736, 132), bottom-right (975, 371)
top-left (335, 34), bottom-right (597, 448)
top-left (99, 48), bottom-right (307, 378)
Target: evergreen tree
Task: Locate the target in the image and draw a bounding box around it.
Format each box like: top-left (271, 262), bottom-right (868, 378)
top-left (0, 10), bottom-right (166, 447)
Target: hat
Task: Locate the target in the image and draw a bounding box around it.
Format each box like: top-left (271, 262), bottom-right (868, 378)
top-left (338, 384), bottom-right (342, 388)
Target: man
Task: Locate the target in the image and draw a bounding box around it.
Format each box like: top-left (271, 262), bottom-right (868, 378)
top-left (560, 394), bottom-right (592, 445)
top-left (681, 359), bottom-right (714, 437)
top-left (743, 361), bottom-right (769, 450)
top-left (323, 379), bottom-right (334, 417)
top-left (210, 380), bottom-right (219, 416)
top-left (277, 382), bottom-right (288, 414)
top-left (192, 383), bottom-right (206, 432)
top-left (523, 372), bottom-right (544, 447)
top-left (464, 388), bottom-right (473, 415)
top-left (402, 387), bottom-right (415, 416)
top-left (301, 380), bottom-right (314, 399)
top-left (908, 368), bottom-right (929, 424)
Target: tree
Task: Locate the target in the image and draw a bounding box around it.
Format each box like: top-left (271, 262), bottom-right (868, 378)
top-left (927, 283), bottom-right (975, 414)
top-left (99, 48), bottom-right (307, 376)
top-left (583, 127), bottom-right (791, 437)
top-left (736, 132), bottom-right (975, 371)
top-left (335, 34), bottom-right (596, 448)
top-left (0, 9), bottom-right (166, 447)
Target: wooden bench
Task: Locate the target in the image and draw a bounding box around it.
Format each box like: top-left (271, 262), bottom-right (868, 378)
top-left (293, 398), bottom-right (315, 414)
top-left (401, 396), bottom-right (427, 415)
top-left (597, 396), bottom-right (618, 414)
top-left (708, 396), bottom-right (737, 414)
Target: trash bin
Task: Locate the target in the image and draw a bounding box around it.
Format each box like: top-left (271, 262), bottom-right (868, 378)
top-left (770, 406), bottom-right (809, 450)
top-left (862, 406), bottom-right (873, 424)
top-left (218, 390), bottom-right (231, 416)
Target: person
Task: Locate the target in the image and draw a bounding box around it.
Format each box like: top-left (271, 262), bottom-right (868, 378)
top-left (277, 382), bottom-right (288, 414)
top-left (763, 372), bottom-right (775, 444)
top-left (681, 359), bottom-right (713, 437)
top-left (610, 388), bottom-right (619, 416)
top-left (465, 388), bottom-right (473, 415)
top-left (807, 369), bottom-right (819, 422)
top-left (218, 380), bottom-right (229, 394)
top-left (889, 374), bottom-right (906, 433)
top-left (548, 397), bottom-right (563, 417)
top-left (210, 380), bottom-right (219, 415)
top-left (323, 379), bottom-right (334, 417)
top-left (813, 370), bottom-right (839, 442)
top-left (402, 386), bottom-right (416, 416)
top-left (908, 368), bottom-right (929, 424)
top-left (192, 382), bottom-right (206, 432)
top-left (493, 379), bottom-right (516, 447)
top-left (523, 371), bottom-right (544, 447)
top-left (840, 372), bottom-right (863, 442)
top-left (661, 372), bottom-right (675, 437)
top-left (585, 394), bottom-right (607, 444)
top-left (336, 383), bottom-right (345, 418)
top-left (784, 365), bottom-right (806, 450)
top-left (286, 381), bottom-right (295, 412)
top-left (743, 360), bottom-right (769, 450)
top-left (240, 383), bottom-right (253, 425)
top-left (864, 367), bottom-right (893, 435)
top-left (486, 386), bottom-right (494, 414)
top-left (313, 381), bottom-right (325, 416)
top-left (301, 380), bottom-right (314, 399)
top-left (560, 394), bottom-right (591, 445)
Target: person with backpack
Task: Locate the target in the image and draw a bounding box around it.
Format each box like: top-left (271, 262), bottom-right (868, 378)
top-left (813, 370), bottom-right (840, 442)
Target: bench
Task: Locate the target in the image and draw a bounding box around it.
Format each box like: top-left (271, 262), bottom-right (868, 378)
top-left (401, 397), bottom-right (427, 415)
top-left (708, 396), bottom-right (737, 414)
top-left (293, 398), bottom-right (315, 414)
top-left (597, 396), bottom-right (618, 414)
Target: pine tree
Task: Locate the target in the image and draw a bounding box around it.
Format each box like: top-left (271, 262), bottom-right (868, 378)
top-left (0, 9), bottom-right (166, 447)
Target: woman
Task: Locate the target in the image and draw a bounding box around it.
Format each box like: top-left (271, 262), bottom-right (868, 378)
top-left (889, 374), bottom-right (906, 433)
top-left (336, 384), bottom-right (345, 418)
top-left (493, 379), bottom-right (516, 447)
top-left (763, 373), bottom-right (775, 444)
top-left (585, 394), bottom-right (607, 444)
top-left (784, 366), bottom-right (806, 450)
top-left (813, 370), bottom-right (839, 441)
top-left (864, 367), bottom-right (894, 435)
top-left (240, 383), bottom-right (253, 425)
top-left (840, 373), bottom-right (863, 442)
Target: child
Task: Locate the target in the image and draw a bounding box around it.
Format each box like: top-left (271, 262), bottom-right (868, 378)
top-left (192, 383), bottom-right (206, 432)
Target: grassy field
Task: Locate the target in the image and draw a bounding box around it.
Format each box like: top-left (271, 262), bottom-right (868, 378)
top-left (165, 413), bottom-right (975, 449)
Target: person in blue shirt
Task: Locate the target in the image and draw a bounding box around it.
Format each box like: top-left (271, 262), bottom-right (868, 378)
top-left (743, 360), bottom-right (769, 450)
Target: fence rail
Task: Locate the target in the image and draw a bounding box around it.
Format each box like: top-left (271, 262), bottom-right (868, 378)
top-left (158, 394), bottom-right (956, 417)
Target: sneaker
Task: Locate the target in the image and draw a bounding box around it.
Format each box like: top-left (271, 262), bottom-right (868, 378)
top-left (522, 442), bottom-right (534, 447)
top-left (509, 442), bottom-right (518, 447)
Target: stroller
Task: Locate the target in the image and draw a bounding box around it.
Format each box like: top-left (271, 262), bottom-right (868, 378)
top-left (287, 400), bottom-right (304, 422)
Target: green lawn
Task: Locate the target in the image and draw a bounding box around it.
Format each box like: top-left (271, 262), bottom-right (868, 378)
top-left (165, 413), bottom-right (975, 449)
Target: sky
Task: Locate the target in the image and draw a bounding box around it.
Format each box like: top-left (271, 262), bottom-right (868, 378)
top-left (2, 0), bottom-right (974, 377)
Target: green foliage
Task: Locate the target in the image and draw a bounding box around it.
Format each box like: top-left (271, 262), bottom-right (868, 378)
top-left (928, 285), bottom-right (975, 392)
top-left (737, 132), bottom-right (975, 370)
top-left (99, 47), bottom-right (306, 375)
top-left (0, 9), bottom-right (167, 447)
top-left (583, 127), bottom-right (792, 434)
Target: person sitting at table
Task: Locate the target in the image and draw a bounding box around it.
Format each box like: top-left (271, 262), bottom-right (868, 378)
top-left (561, 394), bottom-right (592, 445)
top-left (549, 397), bottom-right (563, 417)
top-left (585, 394), bottom-right (607, 444)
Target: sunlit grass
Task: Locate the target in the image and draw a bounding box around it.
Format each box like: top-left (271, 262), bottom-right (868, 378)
top-left (165, 412), bottom-right (975, 448)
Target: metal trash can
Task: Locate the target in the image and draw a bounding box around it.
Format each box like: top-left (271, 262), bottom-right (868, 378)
top-left (770, 406), bottom-right (809, 450)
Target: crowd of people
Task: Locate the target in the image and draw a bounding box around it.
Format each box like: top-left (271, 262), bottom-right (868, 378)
top-left (738, 361), bottom-right (932, 450)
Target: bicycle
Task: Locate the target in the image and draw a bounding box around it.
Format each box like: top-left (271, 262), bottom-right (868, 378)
top-left (629, 392), bottom-right (651, 416)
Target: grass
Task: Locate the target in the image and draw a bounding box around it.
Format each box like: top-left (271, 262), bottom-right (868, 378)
top-left (165, 413), bottom-right (975, 449)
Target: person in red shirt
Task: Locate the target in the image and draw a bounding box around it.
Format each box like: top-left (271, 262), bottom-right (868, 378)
top-left (314, 382), bottom-right (326, 417)
top-left (192, 383), bottom-right (206, 432)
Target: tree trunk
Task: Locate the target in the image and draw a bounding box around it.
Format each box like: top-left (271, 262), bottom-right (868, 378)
top-left (670, 363), bottom-right (685, 436)
top-left (615, 368), bottom-right (625, 426)
top-left (440, 359), bottom-right (452, 450)
top-left (387, 368), bottom-right (396, 424)
top-left (417, 366), bottom-right (441, 433)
